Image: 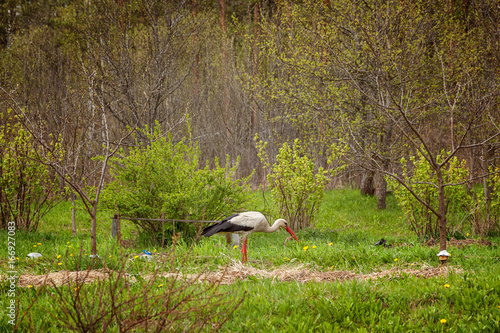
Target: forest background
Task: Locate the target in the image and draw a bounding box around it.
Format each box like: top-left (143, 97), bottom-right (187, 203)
top-left (1, 0), bottom-right (500, 249)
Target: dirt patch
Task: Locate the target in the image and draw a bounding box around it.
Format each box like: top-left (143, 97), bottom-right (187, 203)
top-left (154, 264), bottom-right (357, 284)
top-left (424, 237), bottom-right (492, 248)
top-left (17, 269), bottom-right (110, 288)
top-left (155, 262), bottom-right (461, 284)
top-left (12, 263), bottom-right (462, 288)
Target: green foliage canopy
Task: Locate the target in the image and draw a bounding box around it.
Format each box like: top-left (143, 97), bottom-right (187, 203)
top-left (101, 122), bottom-right (253, 243)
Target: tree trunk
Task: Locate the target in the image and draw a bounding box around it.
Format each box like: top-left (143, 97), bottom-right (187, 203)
top-left (225, 233), bottom-right (232, 245)
top-left (437, 172), bottom-right (447, 251)
top-left (360, 170), bottom-right (374, 196)
top-left (71, 191), bottom-right (77, 236)
top-left (192, 1), bottom-right (199, 96)
top-left (218, 0), bottom-right (231, 137)
top-left (374, 172), bottom-right (387, 209)
top-left (91, 202), bottom-right (98, 255)
top-left (252, 3), bottom-right (259, 129)
top-left (250, 3), bottom-right (261, 185)
top-left (375, 122), bottom-right (393, 209)
top-left (482, 144), bottom-right (495, 236)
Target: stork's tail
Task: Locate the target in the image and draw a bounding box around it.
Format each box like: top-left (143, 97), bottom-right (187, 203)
top-left (201, 223), bottom-right (224, 237)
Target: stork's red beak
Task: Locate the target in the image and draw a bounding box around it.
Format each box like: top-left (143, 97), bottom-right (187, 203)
top-left (285, 226), bottom-right (299, 242)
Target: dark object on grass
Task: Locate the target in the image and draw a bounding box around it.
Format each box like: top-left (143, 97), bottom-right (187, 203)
top-left (375, 238), bottom-right (386, 246)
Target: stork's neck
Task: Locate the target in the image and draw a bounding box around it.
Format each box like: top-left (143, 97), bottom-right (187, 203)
top-left (265, 219), bottom-right (284, 233)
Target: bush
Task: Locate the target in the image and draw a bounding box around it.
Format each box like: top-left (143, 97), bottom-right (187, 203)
top-left (471, 169), bottom-right (500, 236)
top-left (101, 122), bottom-right (252, 244)
top-left (388, 150), bottom-right (472, 240)
top-left (16, 246), bottom-right (243, 332)
top-left (0, 112), bottom-right (61, 231)
top-left (256, 137), bottom-right (328, 230)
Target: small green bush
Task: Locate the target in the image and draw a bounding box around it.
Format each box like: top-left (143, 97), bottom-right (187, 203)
top-left (388, 150), bottom-right (472, 240)
top-left (101, 121), bottom-right (252, 244)
top-left (471, 169), bottom-right (500, 236)
top-left (256, 136), bottom-right (328, 230)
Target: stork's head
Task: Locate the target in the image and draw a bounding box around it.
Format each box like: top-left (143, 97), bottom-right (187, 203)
top-left (277, 219), bottom-right (299, 243)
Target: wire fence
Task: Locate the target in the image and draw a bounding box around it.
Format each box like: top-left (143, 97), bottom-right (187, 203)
top-left (110, 215), bottom-right (223, 247)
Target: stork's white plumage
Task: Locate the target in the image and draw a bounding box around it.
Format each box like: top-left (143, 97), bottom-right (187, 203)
top-left (202, 211), bottom-right (299, 263)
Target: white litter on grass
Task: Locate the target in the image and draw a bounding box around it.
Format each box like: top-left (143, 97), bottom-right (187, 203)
top-left (27, 253), bottom-right (42, 259)
top-left (232, 234), bottom-right (240, 246)
top-left (437, 250), bottom-right (450, 257)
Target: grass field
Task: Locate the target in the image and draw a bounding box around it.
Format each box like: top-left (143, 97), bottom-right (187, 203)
top-left (1, 189), bottom-right (500, 332)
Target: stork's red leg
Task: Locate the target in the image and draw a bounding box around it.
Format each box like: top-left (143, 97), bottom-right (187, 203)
top-left (241, 238), bottom-right (248, 263)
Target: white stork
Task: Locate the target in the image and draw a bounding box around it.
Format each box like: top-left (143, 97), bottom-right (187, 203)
top-left (202, 211), bottom-right (299, 263)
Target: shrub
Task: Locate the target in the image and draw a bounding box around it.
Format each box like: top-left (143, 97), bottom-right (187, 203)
top-left (471, 169), bottom-right (500, 236)
top-left (255, 136), bottom-right (329, 230)
top-left (101, 122), bottom-right (252, 244)
top-left (16, 246), bottom-right (243, 332)
top-left (388, 150), bottom-right (472, 240)
top-left (0, 112), bottom-right (61, 231)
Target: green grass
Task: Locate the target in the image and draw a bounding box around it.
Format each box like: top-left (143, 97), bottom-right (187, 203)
top-left (1, 188), bottom-right (500, 332)
top-left (317, 188), bottom-right (406, 236)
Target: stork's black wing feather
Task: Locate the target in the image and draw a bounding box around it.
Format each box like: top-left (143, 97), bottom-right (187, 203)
top-left (201, 214), bottom-right (253, 237)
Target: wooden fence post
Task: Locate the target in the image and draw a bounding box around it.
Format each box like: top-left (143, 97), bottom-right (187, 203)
top-left (111, 214), bottom-right (121, 242)
top-left (161, 212), bottom-right (165, 248)
top-left (117, 215), bottom-right (121, 242)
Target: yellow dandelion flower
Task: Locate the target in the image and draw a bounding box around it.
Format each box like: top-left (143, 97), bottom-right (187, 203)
top-left (153, 249), bottom-right (157, 253)
top-left (328, 243), bottom-right (333, 246)
top-left (57, 262), bottom-right (62, 266)
top-left (74, 287), bottom-right (80, 291)
top-left (394, 258), bottom-right (398, 262)
top-left (37, 243), bottom-right (41, 245)
top-left (440, 319), bottom-right (447, 324)
top-left (233, 245), bottom-right (238, 250)
top-left (57, 255), bottom-right (61, 259)
top-left (312, 245), bottom-right (317, 249)
top-left (444, 284), bottom-right (450, 288)
top-left (70, 254), bottom-right (74, 257)
top-left (28, 285), bottom-right (33, 288)
top-left (109, 255), bottom-right (112, 258)
top-left (158, 284), bottom-right (164, 288)
top-left (15, 257), bottom-right (19, 260)
top-left (466, 233), bottom-right (469, 236)
top-left (134, 255), bottom-right (139, 259)
top-left (303, 246), bottom-right (309, 251)
top-left (411, 263), bottom-right (415, 266)
top-left (33, 245), bottom-right (37, 247)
